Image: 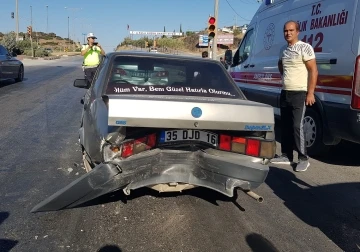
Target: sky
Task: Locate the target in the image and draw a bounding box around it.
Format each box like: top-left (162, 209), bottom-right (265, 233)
top-left (0, 0), bottom-right (261, 51)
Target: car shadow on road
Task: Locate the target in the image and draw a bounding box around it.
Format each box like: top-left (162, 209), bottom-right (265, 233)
top-left (274, 119), bottom-right (360, 166)
top-left (246, 233), bottom-right (279, 252)
top-left (97, 244), bottom-right (122, 252)
top-left (0, 80), bottom-right (15, 88)
top-left (313, 140), bottom-right (360, 166)
top-left (265, 166), bottom-right (360, 252)
top-left (0, 79), bottom-right (28, 89)
top-left (0, 212), bottom-right (19, 252)
top-left (76, 186), bottom-right (246, 212)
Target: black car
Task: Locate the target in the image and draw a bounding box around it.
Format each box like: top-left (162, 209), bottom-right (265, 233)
top-left (0, 45), bottom-right (24, 83)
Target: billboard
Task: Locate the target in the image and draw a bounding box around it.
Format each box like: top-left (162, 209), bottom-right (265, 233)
top-left (130, 31), bottom-right (183, 36)
top-left (198, 34), bottom-right (234, 46)
top-left (199, 35), bottom-right (209, 46)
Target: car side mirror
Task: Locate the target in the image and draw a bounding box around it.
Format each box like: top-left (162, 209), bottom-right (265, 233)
top-left (73, 79), bottom-right (89, 89)
top-left (225, 50), bottom-right (233, 64)
top-left (11, 52), bottom-right (17, 57)
top-left (232, 52), bottom-right (239, 67)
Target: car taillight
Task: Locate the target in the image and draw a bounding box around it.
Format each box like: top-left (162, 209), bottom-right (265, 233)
top-left (219, 135), bottom-right (231, 151)
top-left (246, 139), bottom-right (260, 156)
top-left (219, 134), bottom-right (276, 159)
top-left (351, 55), bottom-right (360, 110)
top-left (120, 133), bottom-right (157, 158)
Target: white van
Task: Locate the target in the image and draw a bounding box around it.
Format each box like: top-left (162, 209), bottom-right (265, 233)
top-left (229, 0), bottom-right (360, 156)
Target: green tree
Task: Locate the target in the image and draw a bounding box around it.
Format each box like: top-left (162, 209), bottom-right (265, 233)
top-left (16, 39), bottom-right (32, 54)
top-left (0, 32), bottom-right (17, 52)
top-left (121, 37), bottom-right (133, 46)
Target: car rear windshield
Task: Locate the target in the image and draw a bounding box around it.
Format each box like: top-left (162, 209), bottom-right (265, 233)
top-left (105, 55), bottom-right (244, 99)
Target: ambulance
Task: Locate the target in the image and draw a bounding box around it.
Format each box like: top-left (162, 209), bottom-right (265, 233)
top-left (229, 0), bottom-right (360, 156)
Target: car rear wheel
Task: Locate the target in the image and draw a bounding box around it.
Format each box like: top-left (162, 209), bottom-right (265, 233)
top-left (303, 108), bottom-right (330, 157)
top-left (15, 65), bottom-right (24, 82)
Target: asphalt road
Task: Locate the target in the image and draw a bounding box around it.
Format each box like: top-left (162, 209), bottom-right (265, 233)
top-left (0, 56), bottom-right (359, 252)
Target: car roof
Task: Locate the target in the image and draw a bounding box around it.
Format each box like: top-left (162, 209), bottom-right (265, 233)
top-left (105, 51), bottom-right (213, 62)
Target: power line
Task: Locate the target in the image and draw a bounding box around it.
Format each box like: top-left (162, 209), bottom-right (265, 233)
top-left (225, 0), bottom-right (251, 21)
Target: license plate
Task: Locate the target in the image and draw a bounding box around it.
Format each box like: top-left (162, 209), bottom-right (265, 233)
top-left (159, 129), bottom-right (218, 146)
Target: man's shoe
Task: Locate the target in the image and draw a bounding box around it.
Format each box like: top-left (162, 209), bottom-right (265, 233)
top-left (295, 159), bottom-right (310, 172)
top-left (270, 155), bottom-right (292, 165)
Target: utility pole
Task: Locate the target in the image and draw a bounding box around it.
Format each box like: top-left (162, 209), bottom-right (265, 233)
top-left (65, 7), bottom-right (82, 52)
top-left (211, 0), bottom-right (219, 60)
top-left (15, 0), bottom-right (19, 41)
top-left (46, 5), bottom-right (48, 33)
top-left (68, 16), bottom-right (70, 42)
top-left (207, 14), bottom-right (211, 57)
top-left (30, 5), bottom-right (34, 57)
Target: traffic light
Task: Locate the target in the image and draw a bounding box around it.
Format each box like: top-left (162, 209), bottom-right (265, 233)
top-left (11, 12), bottom-right (14, 19)
top-left (208, 16), bottom-right (216, 39)
top-left (145, 41), bottom-right (149, 47)
top-left (27, 26), bottom-right (32, 36)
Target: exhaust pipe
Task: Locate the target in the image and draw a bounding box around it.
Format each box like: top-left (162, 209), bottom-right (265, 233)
top-left (243, 190), bottom-right (264, 203)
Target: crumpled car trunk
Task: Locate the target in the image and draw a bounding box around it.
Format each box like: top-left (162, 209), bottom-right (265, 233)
top-left (31, 148), bottom-right (269, 213)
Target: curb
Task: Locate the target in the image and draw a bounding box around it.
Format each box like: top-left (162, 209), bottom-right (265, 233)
top-left (44, 56), bottom-right (62, 60)
top-left (18, 54), bottom-right (80, 61)
top-left (20, 55), bottom-right (81, 61)
top-left (21, 56), bottom-right (61, 61)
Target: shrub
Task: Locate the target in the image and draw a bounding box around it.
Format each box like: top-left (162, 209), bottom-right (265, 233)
top-left (0, 32), bottom-right (17, 52)
top-left (35, 49), bottom-right (49, 57)
top-left (16, 40), bottom-right (32, 54)
top-left (23, 49), bottom-right (49, 57)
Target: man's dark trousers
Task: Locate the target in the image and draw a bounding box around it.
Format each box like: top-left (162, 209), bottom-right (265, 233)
top-left (84, 66), bottom-right (98, 87)
top-left (280, 89), bottom-right (308, 161)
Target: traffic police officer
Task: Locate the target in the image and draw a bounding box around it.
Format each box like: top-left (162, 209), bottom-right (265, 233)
top-left (81, 32), bottom-right (105, 86)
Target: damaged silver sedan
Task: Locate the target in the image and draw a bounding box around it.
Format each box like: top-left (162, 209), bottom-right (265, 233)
top-left (31, 51), bottom-right (276, 212)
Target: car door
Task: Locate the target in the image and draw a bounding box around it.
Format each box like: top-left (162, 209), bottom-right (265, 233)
top-left (0, 45), bottom-right (20, 79)
top-left (82, 61), bottom-right (107, 157)
top-left (0, 45), bottom-right (14, 79)
top-left (245, 0), bottom-right (290, 113)
top-left (7, 51), bottom-right (21, 77)
top-left (230, 28), bottom-right (256, 96)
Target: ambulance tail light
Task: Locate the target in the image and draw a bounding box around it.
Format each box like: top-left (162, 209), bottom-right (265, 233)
top-left (351, 55), bottom-right (360, 110)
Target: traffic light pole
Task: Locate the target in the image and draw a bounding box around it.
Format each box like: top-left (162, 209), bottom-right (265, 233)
top-left (211, 0), bottom-right (219, 60)
top-left (207, 38), bottom-right (211, 57)
top-left (15, 0), bottom-right (19, 41)
top-left (30, 6), bottom-right (34, 57)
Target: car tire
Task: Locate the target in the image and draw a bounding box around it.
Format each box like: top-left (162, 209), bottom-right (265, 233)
top-left (303, 107), bottom-right (330, 157)
top-left (15, 65), bottom-right (24, 82)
